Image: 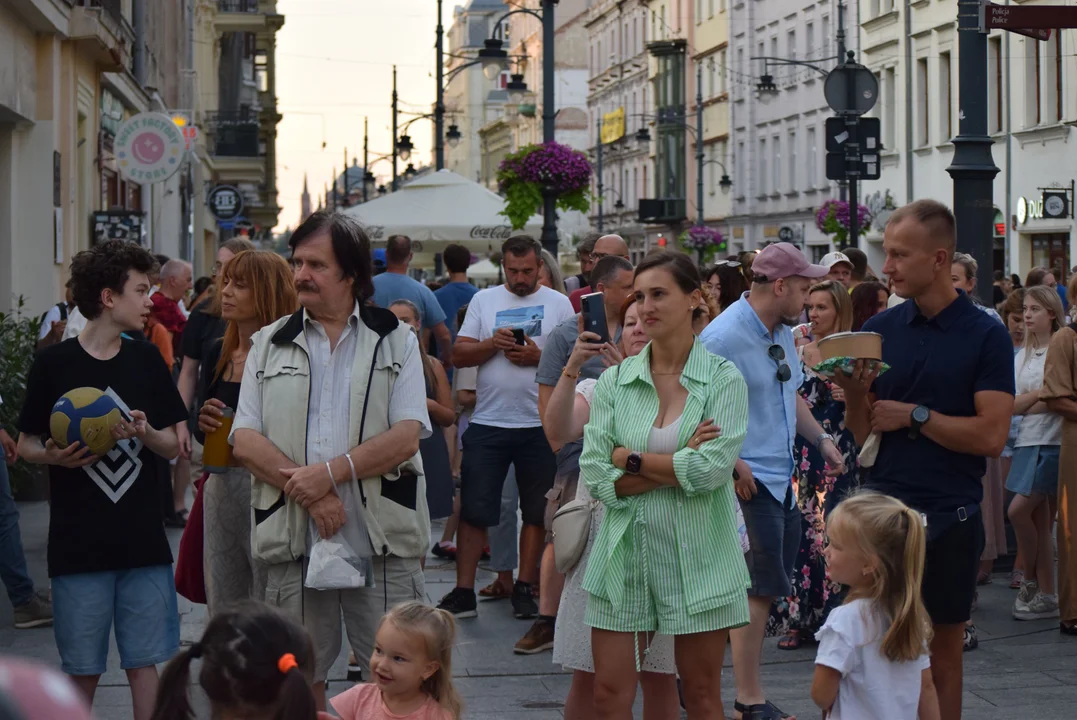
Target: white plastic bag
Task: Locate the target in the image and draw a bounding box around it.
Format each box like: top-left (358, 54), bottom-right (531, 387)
top-left (304, 481), bottom-right (373, 590)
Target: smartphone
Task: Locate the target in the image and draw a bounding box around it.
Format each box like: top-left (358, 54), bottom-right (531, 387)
top-left (511, 327), bottom-right (526, 345)
top-left (580, 292), bottom-right (610, 344)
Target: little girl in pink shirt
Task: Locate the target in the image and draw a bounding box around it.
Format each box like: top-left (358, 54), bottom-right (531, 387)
top-left (331, 602), bottom-right (462, 720)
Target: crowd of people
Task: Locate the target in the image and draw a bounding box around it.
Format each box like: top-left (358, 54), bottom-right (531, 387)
top-left (2, 198), bottom-right (1077, 719)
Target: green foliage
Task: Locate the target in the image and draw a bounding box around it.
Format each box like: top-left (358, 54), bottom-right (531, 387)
top-left (0, 298), bottom-right (45, 491)
top-left (500, 174), bottom-right (545, 230)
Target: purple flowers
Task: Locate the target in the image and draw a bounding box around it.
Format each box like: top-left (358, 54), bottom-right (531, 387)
top-left (679, 225), bottom-right (724, 251)
top-left (815, 199), bottom-right (872, 246)
top-left (496, 142), bottom-right (593, 229)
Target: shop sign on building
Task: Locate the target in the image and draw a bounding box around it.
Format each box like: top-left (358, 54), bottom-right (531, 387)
top-left (115, 112), bottom-right (185, 184)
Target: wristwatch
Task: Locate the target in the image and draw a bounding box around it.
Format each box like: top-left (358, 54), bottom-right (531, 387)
top-left (625, 452), bottom-right (643, 475)
top-left (814, 432), bottom-right (835, 451)
top-left (909, 405), bottom-right (931, 440)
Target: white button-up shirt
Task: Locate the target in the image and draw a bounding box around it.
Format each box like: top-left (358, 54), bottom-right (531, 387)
top-left (233, 303), bottom-right (432, 467)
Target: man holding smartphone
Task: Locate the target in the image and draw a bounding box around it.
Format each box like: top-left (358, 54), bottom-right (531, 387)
top-left (438, 236), bottom-right (575, 620)
top-left (510, 256), bottom-right (636, 654)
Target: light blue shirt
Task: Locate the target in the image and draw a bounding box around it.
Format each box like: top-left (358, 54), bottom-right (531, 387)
top-left (700, 293), bottom-right (803, 506)
top-left (371, 273), bottom-right (447, 330)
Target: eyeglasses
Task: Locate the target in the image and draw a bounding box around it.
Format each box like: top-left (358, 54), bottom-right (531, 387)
top-left (768, 344), bottom-right (792, 383)
top-left (715, 260), bottom-right (742, 268)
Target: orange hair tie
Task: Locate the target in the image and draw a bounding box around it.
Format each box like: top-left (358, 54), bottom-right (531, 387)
top-left (277, 653), bottom-right (298, 674)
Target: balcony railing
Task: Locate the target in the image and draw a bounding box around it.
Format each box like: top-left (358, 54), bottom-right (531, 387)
top-left (218, 0), bottom-right (260, 12)
top-left (205, 111), bottom-right (261, 157)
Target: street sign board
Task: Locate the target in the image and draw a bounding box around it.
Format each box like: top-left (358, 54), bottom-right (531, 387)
top-left (208, 185), bottom-right (244, 222)
top-left (778, 226), bottom-right (795, 242)
top-left (981, 2), bottom-right (1077, 31)
top-left (114, 112), bottom-right (185, 184)
top-left (824, 64), bottom-right (879, 116)
top-left (826, 116), bottom-right (882, 181)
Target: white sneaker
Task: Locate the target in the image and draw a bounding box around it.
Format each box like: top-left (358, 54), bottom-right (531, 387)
top-left (1014, 592), bottom-right (1059, 621)
top-left (1013, 581), bottom-right (1039, 618)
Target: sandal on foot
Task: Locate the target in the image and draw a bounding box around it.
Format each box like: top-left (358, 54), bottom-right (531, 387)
top-left (1060, 622), bottom-right (1077, 635)
top-left (478, 581), bottom-right (512, 600)
top-left (977, 570), bottom-right (992, 586)
top-left (1010, 570), bottom-right (1025, 589)
top-left (776, 630), bottom-right (803, 650)
top-left (733, 700), bottom-right (795, 720)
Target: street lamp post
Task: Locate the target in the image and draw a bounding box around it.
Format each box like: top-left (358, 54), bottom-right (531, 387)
top-left (435, 0), bottom-right (445, 171)
top-left (363, 117), bottom-right (369, 203)
top-left (947, 0), bottom-right (998, 295)
top-left (392, 65), bottom-right (399, 191)
top-left (596, 116), bottom-right (603, 232)
top-left (479, 0), bottom-right (560, 257)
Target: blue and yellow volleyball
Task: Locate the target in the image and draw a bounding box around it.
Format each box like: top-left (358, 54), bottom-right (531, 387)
top-left (49, 388), bottom-right (123, 457)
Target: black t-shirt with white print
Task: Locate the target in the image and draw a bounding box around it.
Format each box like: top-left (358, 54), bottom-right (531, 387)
top-left (18, 338), bottom-right (188, 577)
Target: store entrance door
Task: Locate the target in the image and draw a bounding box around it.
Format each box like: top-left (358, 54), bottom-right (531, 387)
top-left (1031, 233), bottom-right (1070, 281)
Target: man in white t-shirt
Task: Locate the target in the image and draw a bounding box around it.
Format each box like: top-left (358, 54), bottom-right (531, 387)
top-left (437, 236), bottom-right (574, 620)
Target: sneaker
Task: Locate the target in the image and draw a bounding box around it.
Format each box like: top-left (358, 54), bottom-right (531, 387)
top-left (963, 623), bottom-right (978, 652)
top-left (13, 590), bottom-right (53, 629)
top-left (1013, 581), bottom-right (1040, 617)
top-left (346, 652), bottom-right (362, 682)
top-left (1015, 592), bottom-right (1060, 621)
top-left (511, 581), bottom-right (538, 620)
top-left (437, 587), bottom-right (478, 619)
top-left (513, 618), bottom-right (555, 655)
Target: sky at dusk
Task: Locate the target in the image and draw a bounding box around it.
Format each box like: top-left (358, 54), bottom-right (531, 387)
top-left (274, 0), bottom-right (454, 231)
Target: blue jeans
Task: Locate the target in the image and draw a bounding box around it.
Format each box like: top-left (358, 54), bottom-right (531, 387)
top-left (0, 462), bottom-right (34, 608)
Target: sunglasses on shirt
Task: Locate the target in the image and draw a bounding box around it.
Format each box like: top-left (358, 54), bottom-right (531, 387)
top-left (768, 344), bottom-right (792, 384)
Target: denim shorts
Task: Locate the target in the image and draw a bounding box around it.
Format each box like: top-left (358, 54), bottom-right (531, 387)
top-left (739, 484), bottom-right (800, 598)
top-left (1005, 445), bottom-right (1060, 497)
top-left (52, 565), bottom-right (179, 676)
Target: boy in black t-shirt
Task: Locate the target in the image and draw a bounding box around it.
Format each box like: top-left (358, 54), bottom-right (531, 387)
top-left (17, 240), bottom-right (188, 716)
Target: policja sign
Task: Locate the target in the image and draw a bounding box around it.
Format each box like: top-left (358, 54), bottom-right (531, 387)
top-left (115, 112), bottom-right (185, 184)
top-left (208, 185), bottom-right (244, 222)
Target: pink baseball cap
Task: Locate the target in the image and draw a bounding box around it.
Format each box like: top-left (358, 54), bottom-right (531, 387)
top-left (750, 243), bottom-right (829, 282)
top-left (0, 658), bottom-right (94, 719)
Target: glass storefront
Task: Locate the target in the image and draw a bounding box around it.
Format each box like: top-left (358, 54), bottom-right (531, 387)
top-left (1030, 233), bottom-right (1070, 280)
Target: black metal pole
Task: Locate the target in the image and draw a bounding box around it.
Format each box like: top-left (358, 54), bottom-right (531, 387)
top-left (363, 117), bottom-right (369, 203)
top-left (332, 166), bottom-right (338, 210)
top-left (836, 2), bottom-right (848, 204)
top-left (596, 116), bottom-right (604, 232)
top-left (845, 51), bottom-right (859, 251)
top-left (343, 147), bottom-right (349, 207)
top-left (539, 0), bottom-right (558, 257)
top-left (947, 0), bottom-right (998, 295)
top-left (435, 0), bottom-right (445, 171)
top-left (392, 65), bottom-right (399, 192)
top-left (696, 62), bottom-right (704, 226)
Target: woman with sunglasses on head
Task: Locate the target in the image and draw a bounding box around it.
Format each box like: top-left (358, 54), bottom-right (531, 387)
top-left (769, 280), bottom-right (861, 651)
top-left (702, 261), bottom-right (749, 317)
top-left (580, 250), bottom-right (750, 720)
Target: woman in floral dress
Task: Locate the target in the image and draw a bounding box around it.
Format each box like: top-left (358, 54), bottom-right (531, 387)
top-left (768, 280), bottom-right (861, 649)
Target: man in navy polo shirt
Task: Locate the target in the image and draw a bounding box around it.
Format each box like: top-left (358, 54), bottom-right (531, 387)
top-left (837, 199), bottom-right (1014, 719)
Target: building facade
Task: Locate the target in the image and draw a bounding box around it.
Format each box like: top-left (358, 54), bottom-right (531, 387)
top-left (727, 0), bottom-right (855, 260)
top-left (444, 0), bottom-right (510, 184)
top-left (858, 0), bottom-right (1077, 284)
top-left (585, 0), bottom-right (653, 256)
top-left (0, 0), bottom-right (187, 316)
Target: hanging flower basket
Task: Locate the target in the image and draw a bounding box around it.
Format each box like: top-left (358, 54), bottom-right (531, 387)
top-left (679, 225), bottom-right (725, 265)
top-left (815, 199), bottom-right (872, 248)
top-left (497, 142), bottom-right (593, 230)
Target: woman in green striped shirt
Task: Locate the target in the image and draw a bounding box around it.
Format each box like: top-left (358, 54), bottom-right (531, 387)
top-left (581, 250), bottom-right (751, 720)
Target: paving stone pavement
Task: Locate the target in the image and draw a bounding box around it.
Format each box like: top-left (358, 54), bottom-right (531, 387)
top-left (4, 503), bottom-right (1077, 718)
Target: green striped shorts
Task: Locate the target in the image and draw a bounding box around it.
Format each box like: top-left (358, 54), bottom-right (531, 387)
top-left (584, 510), bottom-right (750, 636)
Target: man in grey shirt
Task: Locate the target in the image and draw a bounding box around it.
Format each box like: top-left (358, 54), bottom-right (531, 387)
top-left (512, 255), bottom-right (635, 654)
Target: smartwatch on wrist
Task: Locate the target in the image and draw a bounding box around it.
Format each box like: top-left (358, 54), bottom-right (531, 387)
top-left (625, 452), bottom-right (643, 475)
top-left (909, 405), bottom-right (930, 440)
